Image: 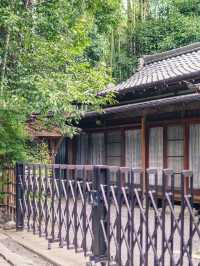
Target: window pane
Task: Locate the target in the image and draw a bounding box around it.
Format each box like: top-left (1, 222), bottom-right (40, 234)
top-left (168, 126), bottom-right (184, 139)
top-left (107, 131), bottom-right (121, 166)
top-left (107, 143), bottom-right (121, 157)
top-left (91, 133), bottom-right (105, 165)
top-left (125, 129), bottom-right (141, 168)
top-left (167, 125), bottom-right (184, 188)
top-left (149, 127), bottom-right (163, 185)
top-left (107, 156), bottom-right (121, 166)
top-left (168, 140), bottom-right (184, 157)
top-left (76, 134), bottom-right (89, 164)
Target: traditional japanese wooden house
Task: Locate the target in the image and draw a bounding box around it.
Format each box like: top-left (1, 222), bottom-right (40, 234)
top-left (57, 42), bottom-right (200, 201)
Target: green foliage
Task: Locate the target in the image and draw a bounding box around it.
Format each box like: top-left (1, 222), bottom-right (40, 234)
top-left (25, 141), bottom-right (51, 164)
top-left (0, 0), bottom-right (116, 164)
top-left (1, 0), bottom-right (200, 164)
top-left (106, 0), bottom-right (200, 82)
top-left (134, 0), bottom-right (200, 55)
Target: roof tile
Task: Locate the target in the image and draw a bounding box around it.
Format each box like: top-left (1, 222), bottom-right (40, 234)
top-left (105, 42), bottom-right (200, 94)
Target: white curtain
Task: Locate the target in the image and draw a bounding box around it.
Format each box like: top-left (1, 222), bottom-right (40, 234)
top-left (91, 133), bottom-right (105, 164)
top-left (76, 134), bottom-right (89, 164)
top-left (149, 127), bottom-right (163, 185)
top-left (125, 129), bottom-right (141, 183)
top-left (167, 126), bottom-right (184, 188)
top-left (189, 124), bottom-right (200, 188)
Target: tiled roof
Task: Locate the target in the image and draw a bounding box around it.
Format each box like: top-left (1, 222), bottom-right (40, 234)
top-left (27, 120), bottom-right (61, 137)
top-left (105, 42), bottom-right (200, 94)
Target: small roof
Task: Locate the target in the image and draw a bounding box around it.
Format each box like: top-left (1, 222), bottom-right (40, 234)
top-left (104, 42), bottom-right (200, 94)
top-left (27, 119), bottom-right (61, 138)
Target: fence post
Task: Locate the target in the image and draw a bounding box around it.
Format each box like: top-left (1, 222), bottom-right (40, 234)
top-left (90, 165), bottom-right (108, 265)
top-left (16, 162), bottom-right (24, 230)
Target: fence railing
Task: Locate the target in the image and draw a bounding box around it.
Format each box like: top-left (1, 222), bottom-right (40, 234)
top-left (0, 165), bottom-right (16, 220)
top-left (16, 163), bottom-right (200, 266)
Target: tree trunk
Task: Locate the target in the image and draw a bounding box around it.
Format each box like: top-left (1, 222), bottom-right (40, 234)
top-left (0, 31), bottom-right (10, 99)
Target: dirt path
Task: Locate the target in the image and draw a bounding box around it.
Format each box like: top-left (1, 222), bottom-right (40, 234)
top-left (0, 256), bottom-right (11, 266)
top-left (0, 234), bottom-right (54, 266)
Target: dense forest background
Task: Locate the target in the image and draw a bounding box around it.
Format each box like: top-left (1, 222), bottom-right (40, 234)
top-left (0, 0), bottom-right (200, 164)
top-left (87, 0), bottom-right (200, 82)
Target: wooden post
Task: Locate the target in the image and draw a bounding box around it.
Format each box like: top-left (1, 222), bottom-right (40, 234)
top-left (163, 126), bottom-right (168, 169)
top-left (121, 129), bottom-right (126, 186)
top-left (121, 128), bottom-right (125, 167)
top-left (141, 115), bottom-right (148, 191)
top-left (184, 123), bottom-right (189, 194)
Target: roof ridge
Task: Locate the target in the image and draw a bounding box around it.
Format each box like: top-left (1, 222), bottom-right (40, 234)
top-left (142, 42), bottom-right (200, 65)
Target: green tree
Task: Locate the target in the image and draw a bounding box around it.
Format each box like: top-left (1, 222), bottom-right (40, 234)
top-left (0, 0), bottom-right (116, 164)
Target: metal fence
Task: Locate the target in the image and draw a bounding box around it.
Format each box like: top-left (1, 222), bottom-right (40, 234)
top-left (16, 163), bottom-right (200, 266)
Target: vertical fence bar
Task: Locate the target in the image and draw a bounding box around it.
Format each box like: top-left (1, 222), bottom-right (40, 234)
top-left (91, 166), bottom-right (107, 263)
top-left (58, 165), bottom-right (63, 247)
top-left (170, 171), bottom-right (175, 266)
top-left (145, 169), bottom-right (149, 266)
top-left (33, 164), bottom-right (37, 234)
top-left (45, 164), bottom-right (48, 239)
top-left (162, 170), bottom-right (166, 266)
top-left (27, 165), bottom-right (31, 232)
top-left (126, 168), bottom-right (131, 266)
top-left (162, 169), bottom-right (172, 266)
top-left (116, 168), bottom-right (122, 266)
top-left (51, 165), bottom-right (55, 245)
top-left (106, 167), bottom-right (111, 265)
top-left (180, 172), bottom-right (185, 266)
top-left (130, 169), bottom-right (135, 266)
top-left (182, 170), bottom-right (193, 266)
top-left (74, 167), bottom-right (78, 252)
top-left (83, 166), bottom-right (87, 256)
top-left (189, 172), bottom-right (193, 265)
top-left (16, 162), bottom-right (24, 230)
top-left (66, 167), bottom-right (70, 249)
top-left (38, 164), bottom-right (42, 237)
top-left (154, 170), bottom-right (158, 266)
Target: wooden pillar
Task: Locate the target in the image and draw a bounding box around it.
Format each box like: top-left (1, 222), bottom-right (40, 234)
top-left (67, 139), bottom-right (74, 164)
top-left (104, 131), bottom-right (108, 165)
top-left (121, 129), bottom-right (126, 186)
top-left (87, 133), bottom-right (92, 165)
top-left (184, 123), bottom-right (189, 193)
top-left (121, 128), bottom-right (125, 167)
top-left (141, 115), bottom-right (148, 190)
top-left (163, 126), bottom-right (168, 169)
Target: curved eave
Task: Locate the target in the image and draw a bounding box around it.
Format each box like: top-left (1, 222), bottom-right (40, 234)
top-left (86, 93), bottom-right (200, 118)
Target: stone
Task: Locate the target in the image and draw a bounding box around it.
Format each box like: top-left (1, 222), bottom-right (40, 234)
top-left (3, 221), bottom-right (16, 230)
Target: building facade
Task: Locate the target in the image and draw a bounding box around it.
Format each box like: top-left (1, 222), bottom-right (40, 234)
top-left (57, 42), bottom-right (200, 200)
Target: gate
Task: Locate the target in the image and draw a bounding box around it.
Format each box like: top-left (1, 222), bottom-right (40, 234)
top-left (16, 163), bottom-right (200, 266)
